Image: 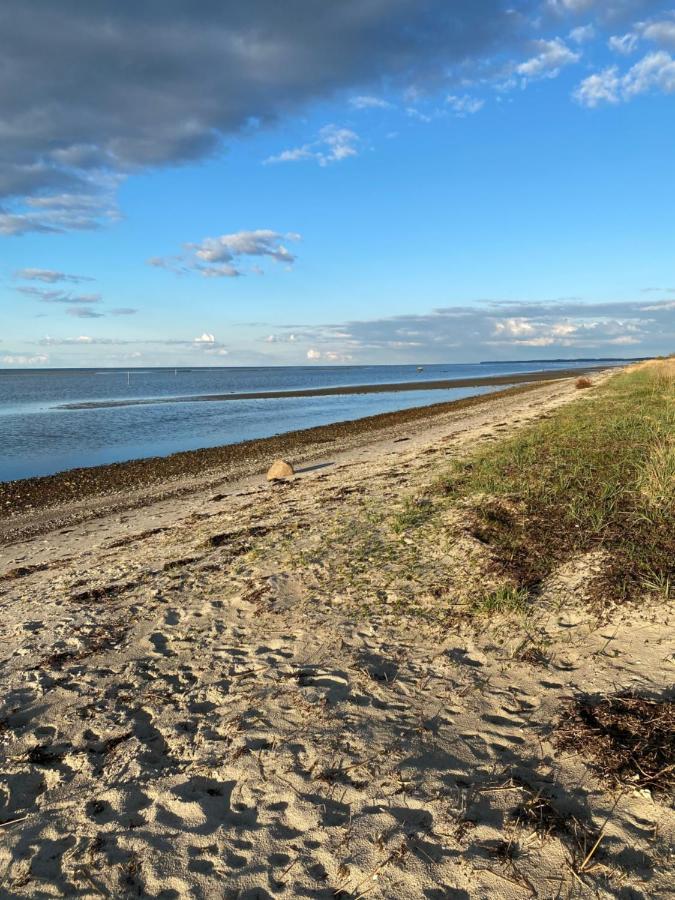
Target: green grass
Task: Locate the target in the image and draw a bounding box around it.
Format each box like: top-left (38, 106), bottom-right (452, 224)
top-left (391, 496), bottom-right (435, 533)
top-left (439, 363), bottom-right (675, 605)
top-left (471, 585), bottom-right (530, 616)
top-left (282, 362), bottom-right (673, 625)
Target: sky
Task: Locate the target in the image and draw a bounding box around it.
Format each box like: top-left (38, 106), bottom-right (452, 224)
top-left (1, 0), bottom-right (675, 368)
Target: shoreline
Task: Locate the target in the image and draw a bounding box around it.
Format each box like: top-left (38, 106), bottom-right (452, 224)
top-left (54, 366), bottom-right (605, 409)
top-left (0, 366), bottom-right (611, 545)
top-left (0, 381), bottom-right (545, 523)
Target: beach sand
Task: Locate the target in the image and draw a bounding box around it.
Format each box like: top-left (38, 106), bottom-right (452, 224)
top-left (1, 370), bottom-right (672, 898)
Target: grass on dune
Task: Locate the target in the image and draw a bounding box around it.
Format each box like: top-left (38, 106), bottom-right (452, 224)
top-left (438, 361), bottom-right (675, 606)
top-left (289, 361), bottom-right (673, 622)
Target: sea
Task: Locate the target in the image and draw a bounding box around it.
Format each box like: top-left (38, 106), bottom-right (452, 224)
top-left (0, 361), bottom-right (626, 483)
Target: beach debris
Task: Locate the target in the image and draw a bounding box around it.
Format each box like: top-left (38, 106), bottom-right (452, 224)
top-left (266, 459), bottom-right (295, 481)
top-left (555, 691), bottom-right (675, 796)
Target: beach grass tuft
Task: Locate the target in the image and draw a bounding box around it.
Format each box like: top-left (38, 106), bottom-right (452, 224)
top-left (471, 584), bottom-right (530, 616)
top-left (391, 497), bottom-right (435, 533)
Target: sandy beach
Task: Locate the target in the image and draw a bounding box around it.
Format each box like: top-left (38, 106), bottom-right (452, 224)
top-left (1, 369), bottom-right (673, 898)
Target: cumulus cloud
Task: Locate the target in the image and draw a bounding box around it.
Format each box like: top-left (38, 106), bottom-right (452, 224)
top-left (608, 32), bottom-right (639, 54)
top-left (265, 125), bottom-right (360, 166)
top-left (576, 49), bottom-right (675, 105)
top-left (569, 24), bottom-right (596, 43)
top-left (193, 333), bottom-right (228, 355)
top-left (516, 38), bottom-right (581, 81)
top-left (574, 66), bottom-right (622, 104)
top-left (14, 268), bottom-right (95, 284)
top-left (641, 14), bottom-right (675, 48)
top-left (306, 349), bottom-right (322, 360)
top-left (0, 1), bottom-right (523, 234)
top-left (150, 230), bottom-right (301, 278)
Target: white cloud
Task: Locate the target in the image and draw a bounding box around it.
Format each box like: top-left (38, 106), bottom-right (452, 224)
top-left (574, 66), bottom-right (621, 105)
top-left (623, 50), bottom-right (675, 96)
top-left (265, 125), bottom-right (359, 166)
top-left (641, 17), bottom-right (675, 49)
top-left (194, 231), bottom-right (298, 264)
top-left (576, 50), bottom-right (675, 105)
top-left (1, 354), bottom-right (49, 365)
top-left (446, 95), bottom-right (485, 116)
top-left (492, 318), bottom-right (537, 337)
top-left (39, 335), bottom-right (112, 346)
top-left (150, 230), bottom-right (301, 278)
top-left (349, 95), bottom-right (393, 110)
top-left (608, 32), bottom-right (639, 54)
top-left (516, 38), bottom-right (581, 81)
top-left (304, 347), bottom-right (351, 362)
top-left (192, 333), bottom-right (228, 355)
top-left (265, 333), bottom-right (297, 343)
top-left (570, 24), bottom-right (596, 44)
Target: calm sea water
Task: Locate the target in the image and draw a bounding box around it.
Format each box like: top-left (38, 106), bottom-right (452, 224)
top-left (0, 362), bottom-right (621, 482)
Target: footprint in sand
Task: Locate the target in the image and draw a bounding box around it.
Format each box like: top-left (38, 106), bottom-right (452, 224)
top-left (164, 609), bottom-right (181, 626)
top-left (149, 631), bottom-right (174, 656)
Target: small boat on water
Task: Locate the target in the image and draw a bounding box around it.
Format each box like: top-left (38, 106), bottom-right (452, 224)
top-left (416, 366), bottom-right (424, 372)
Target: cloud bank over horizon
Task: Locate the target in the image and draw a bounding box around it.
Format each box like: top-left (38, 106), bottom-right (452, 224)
top-left (296, 297), bottom-right (675, 364)
top-left (6, 296), bottom-right (671, 368)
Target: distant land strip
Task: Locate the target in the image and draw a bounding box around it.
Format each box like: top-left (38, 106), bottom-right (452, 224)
top-left (55, 367), bottom-right (604, 410)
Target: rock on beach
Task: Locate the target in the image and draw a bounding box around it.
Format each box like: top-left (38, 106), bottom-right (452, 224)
top-left (266, 459), bottom-right (295, 481)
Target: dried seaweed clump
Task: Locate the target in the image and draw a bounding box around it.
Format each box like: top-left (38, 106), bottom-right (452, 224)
top-left (556, 693), bottom-right (674, 796)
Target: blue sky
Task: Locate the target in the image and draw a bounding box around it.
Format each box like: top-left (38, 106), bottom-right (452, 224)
top-left (1, 0), bottom-right (674, 367)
